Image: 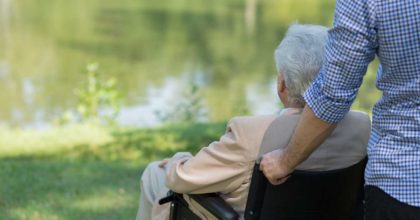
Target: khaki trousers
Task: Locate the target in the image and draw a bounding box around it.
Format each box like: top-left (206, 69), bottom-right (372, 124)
top-left (136, 161), bottom-right (220, 220)
top-left (136, 161), bottom-right (169, 220)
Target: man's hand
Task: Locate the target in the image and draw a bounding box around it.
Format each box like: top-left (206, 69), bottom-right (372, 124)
top-left (259, 149), bottom-right (292, 185)
top-left (260, 106), bottom-right (336, 185)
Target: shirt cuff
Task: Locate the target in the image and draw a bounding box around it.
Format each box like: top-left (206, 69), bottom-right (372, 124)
top-left (304, 77), bottom-right (352, 124)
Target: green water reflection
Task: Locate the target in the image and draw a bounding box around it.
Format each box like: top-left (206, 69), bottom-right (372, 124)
top-left (0, 0), bottom-right (379, 128)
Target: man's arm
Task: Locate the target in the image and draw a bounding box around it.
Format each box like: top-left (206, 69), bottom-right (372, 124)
top-left (164, 118), bottom-right (251, 194)
top-left (261, 0), bottom-right (377, 185)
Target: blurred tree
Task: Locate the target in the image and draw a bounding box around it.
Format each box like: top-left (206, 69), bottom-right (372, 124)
top-left (156, 83), bottom-right (207, 124)
top-left (76, 63), bottom-right (122, 122)
top-left (57, 63), bottom-right (123, 125)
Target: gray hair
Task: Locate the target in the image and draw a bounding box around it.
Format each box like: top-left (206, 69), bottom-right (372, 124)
top-left (275, 24), bottom-right (328, 106)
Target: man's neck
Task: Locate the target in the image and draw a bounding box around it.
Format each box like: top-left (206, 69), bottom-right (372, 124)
top-left (284, 103), bottom-right (304, 109)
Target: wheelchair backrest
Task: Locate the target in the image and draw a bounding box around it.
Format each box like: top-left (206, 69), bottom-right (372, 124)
top-left (244, 158), bottom-right (367, 220)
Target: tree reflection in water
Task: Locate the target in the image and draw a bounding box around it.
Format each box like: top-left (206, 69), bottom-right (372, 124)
top-left (0, 0), bottom-right (379, 128)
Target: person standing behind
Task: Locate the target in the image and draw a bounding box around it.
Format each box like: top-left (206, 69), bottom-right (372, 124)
top-left (260, 0), bottom-right (420, 219)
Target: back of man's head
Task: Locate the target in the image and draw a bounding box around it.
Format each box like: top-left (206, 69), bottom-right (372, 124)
top-left (275, 24), bottom-right (328, 106)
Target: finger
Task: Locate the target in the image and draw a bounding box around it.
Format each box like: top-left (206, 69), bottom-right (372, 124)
top-left (259, 157), bottom-right (267, 171)
top-left (260, 163), bottom-right (273, 179)
top-left (272, 175), bottom-right (290, 185)
top-left (268, 177), bottom-right (279, 185)
top-left (260, 165), bottom-right (273, 182)
top-left (259, 161), bottom-right (264, 171)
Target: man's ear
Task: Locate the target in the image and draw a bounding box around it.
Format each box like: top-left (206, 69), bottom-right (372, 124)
top-left (279, 78), bottom-right (287, 93)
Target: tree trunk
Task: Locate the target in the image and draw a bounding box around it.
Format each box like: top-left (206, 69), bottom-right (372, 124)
top-left (245, 0), bottom-right (258, 35)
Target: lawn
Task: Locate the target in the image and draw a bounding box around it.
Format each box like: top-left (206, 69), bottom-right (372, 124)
top-left (0, 122), bottom-right (225, 220)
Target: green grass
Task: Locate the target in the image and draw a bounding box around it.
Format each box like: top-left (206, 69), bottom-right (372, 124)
top-left (0, 122), bottom-right (225, 220)
top-left (0, 158), bottom-right (143, 220)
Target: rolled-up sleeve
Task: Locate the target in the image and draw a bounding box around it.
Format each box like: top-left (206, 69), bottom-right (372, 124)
top-left (304, 0), bottom-right (377, 123)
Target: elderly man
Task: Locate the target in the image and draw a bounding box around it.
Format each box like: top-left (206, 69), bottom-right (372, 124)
top-left (260, 1), bottom-right (420, 219)
top-left (136, 24), bottom-right (371, 220)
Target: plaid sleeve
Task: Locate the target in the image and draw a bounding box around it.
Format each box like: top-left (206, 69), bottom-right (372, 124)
top-left (304, 0), bottom-right (378, 123)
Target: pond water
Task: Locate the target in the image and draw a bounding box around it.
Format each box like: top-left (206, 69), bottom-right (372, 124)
top-left (1, 0), bottom-right (352, 128)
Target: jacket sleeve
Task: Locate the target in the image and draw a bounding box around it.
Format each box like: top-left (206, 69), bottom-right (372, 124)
top-left (165, 118), bottom-right (251, 194)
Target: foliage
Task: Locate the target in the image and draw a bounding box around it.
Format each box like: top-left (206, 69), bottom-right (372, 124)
top-left (0, 122), bottom-right (226, 161)
top-left (75, 63), bottom-right (122, 122)
top-left (352, 60), bottom-right (381, 115)
top-left (0, 123), bottom-right (113, 157)
top-left (156, 83), bottom-right (207, 124)
top-left (3, 0), bottom-right (381, 127)
top-left (0, 122), bottom-right (226, 219)
top-left (57, 63), bottom-right (123, 125)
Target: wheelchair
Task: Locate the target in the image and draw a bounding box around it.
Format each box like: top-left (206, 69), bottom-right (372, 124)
top-left (159, 157), bottom-right (366, 220)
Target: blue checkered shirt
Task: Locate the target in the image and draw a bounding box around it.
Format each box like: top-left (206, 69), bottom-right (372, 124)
top-left (304, 0), bottom-right (420, 207)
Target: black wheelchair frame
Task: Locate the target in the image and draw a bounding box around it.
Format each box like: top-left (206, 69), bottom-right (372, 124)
top-left (160, 157), bottom-right (367, 220)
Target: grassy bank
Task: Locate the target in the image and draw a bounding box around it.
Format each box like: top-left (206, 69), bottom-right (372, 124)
top-left (0, 122), bottom-right (225, 220)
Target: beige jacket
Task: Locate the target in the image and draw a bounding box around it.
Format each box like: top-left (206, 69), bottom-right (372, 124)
top-left (153, 109), bottom-right (371, 219)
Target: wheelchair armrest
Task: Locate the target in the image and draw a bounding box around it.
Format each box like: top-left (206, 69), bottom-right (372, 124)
top-left (189, 193), bottom-right (239, 220)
